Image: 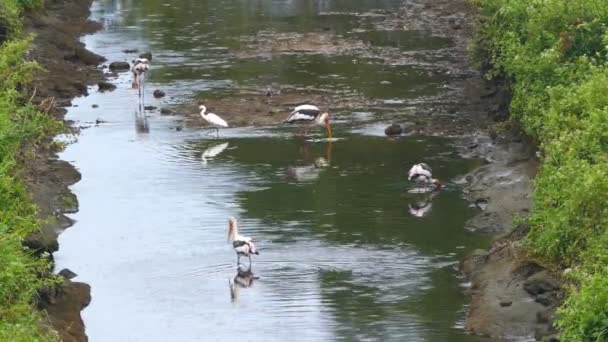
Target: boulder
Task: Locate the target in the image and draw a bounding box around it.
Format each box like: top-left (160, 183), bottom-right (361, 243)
top-left (153, 89), bottom-right (165, 98)
top-left (97, 81), bottom-right (116, 92)
top-left (108, 61), bottom-right (130, 71)
top-left (385, 124), bottom-right (403, 136)
top-left (58, 268), bottom-right (78, 280)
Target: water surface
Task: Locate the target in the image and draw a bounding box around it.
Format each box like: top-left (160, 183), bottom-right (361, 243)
top-left (56, 1), bottom-right (488, 341)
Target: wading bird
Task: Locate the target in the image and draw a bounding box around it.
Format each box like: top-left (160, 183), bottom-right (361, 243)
top-left (284, 104), bottom-right (333, 139)
top-left (227, 217), bottom-right (259, 269)
top-left (132, 58), bottom-right (149, 90)
top-left (408, 163), bottom-right (442, 191)
top-left (199, 105), bottom-right (228, 137)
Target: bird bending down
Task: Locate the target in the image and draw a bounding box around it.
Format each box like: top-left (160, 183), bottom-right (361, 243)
top-left (199, 105), bottom-right (228, 137)
top-left (284, 104), bottom-right (333, 139)
top-left (408, 163), bottom-right (442, 191)
top-left (227, 217), bottom-right (259, 269)
top-left (132, 58), bottom-right (150, 90)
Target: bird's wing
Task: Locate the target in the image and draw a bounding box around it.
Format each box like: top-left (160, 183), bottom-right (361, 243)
top-left (284, 108), bottom-right (321, 123)
top-left (409, 165), bottom-right (432, 180)
top-left (294, 104), bottom-right (320, 113)
top-left (233, 240), bottom-right (250, 254)
top-left (207, 113), bottom-right (229, 127)
top-left (418, 163), bottom-right (432, 173)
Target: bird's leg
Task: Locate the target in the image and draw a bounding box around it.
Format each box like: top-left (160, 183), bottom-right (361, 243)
top-left (248, 255), bottom-right (252, 270)
top-left (216, 127), bottom-right (219, 138)
top-left (236, 254), bottom-right (240, 267)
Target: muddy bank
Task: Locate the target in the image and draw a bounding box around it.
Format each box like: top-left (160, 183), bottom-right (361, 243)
top-left (21, 0), bottom-right (106, 340)
top-left (169, 0), bottom-right (498, 139)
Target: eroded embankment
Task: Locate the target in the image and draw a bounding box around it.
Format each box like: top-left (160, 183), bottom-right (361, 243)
top-left (463, 0), bottom-right (608, 341)
top-left (17, 0), bottom-right (107, 340)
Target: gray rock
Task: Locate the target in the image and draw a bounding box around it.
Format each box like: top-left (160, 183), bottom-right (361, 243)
top-left (384, 124), bottom-right (403, 136)
top-left (108, 61), bottom-right (130, 71)
top-left (153, 89), bottom-right (165, 98)
top-left (97, 81), bottom-right (116, 92)
top-left (524, 271), bottom-right (560, 296)
top-left (58, 268), bottom-right (78, 280)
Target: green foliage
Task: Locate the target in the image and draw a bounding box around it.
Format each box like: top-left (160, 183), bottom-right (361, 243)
top-left (473, 0), bottom-right (608, 340)
top-left (0, 1), bottom-right (60, 341)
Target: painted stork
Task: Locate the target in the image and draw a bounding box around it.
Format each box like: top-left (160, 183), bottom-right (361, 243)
top-left (227, 217), bottom-right (259, 268)
top-left (408, 163), bottom-right (442, 190)
top-left (199, 105), bottom-right (228, 137)
top-left (201, 142), bottom-right (229, 165)
top-left (284, 104), bottom-right (333, 139)
top-left (132, 58), bottom-right (149, 89)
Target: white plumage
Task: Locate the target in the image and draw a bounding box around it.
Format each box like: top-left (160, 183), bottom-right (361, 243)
top-left (227, 217), bottom-right (259, 269)
top-left (199, 105), bottom-right (228, 137)
top-left (284, 104), bottom-right (333, 138)
top-left (408, 163), bottom-right (442, 190)
top-left (201, 142), bottom-right (229, 164)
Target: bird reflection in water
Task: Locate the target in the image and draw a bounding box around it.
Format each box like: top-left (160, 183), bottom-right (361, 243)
top-left (286, 140), bottom-right (332, 182)
top-left (134, 111), bottom-right (149, 135)
top-left (229, 266), bottom-right (259, 303)
top-left (408, 189), bottom-right (440, 218)
top-left (201, 142), bottom-right (229, 165)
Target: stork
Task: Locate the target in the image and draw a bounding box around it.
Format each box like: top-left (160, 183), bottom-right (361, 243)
top-left (408, 163), bottom-right (442, 191)
top-left (284, 104), bottom-right (332, 139)
top-left (227, 217), bottom-right (259, 269)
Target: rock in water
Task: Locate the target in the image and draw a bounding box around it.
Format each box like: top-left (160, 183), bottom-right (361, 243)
top-left (58, 268), bottom-right (78, 280)
top-left (144, 105), bottom-right (157, 111)
top-left (153, 89), bottom-right (165, 98)
top-left (108, 61), bottom-right (130, 71)
top-left (385, 124), bottom-right (403, 136)
top-left (139, 52), bottom-right (152, 61)
top-left (160, 108), bottom-right (173, 115)
top-left (97, 81), bottom-right (116, 92)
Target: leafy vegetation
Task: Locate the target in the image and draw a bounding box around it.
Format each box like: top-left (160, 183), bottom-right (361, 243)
top-left (0, 0), bottom-right (61, 340)
top-left (473, 0), bottom-right (608, 339)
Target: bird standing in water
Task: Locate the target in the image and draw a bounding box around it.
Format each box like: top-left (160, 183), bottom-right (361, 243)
top-left (408, 163), bottom-right (442, 191)
top-left (284, 104), bottom-right (333, 139)
top-left (132, 58), bottom-right (149, 90)
top-left (227, 217), bottom-right (259, 269)
top-left (199, 105), bottom-right (228, 137)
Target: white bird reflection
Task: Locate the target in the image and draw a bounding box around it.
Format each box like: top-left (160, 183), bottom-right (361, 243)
top-left (286, 141), bottom-right (332, 182)
top-left (229, 267), bottom-right (259, 303)
top-left (201, 142), bottom-right (229, 165)
top-left (408, 190), bottom-right (440, 218)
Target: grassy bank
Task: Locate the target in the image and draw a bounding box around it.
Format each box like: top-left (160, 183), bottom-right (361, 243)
top-left (0, 0), bottom-right (61, 340)
top-left (472, 0), bottom-right (608, 340)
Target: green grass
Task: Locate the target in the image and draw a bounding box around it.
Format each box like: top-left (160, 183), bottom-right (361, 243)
top-left (0, 0), bottom-right (62, 340)
top-left (472, 0), bottom-right (608, 340)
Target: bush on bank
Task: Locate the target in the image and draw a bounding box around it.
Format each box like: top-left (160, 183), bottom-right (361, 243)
top-left (473, 0), bottom-right (608, 339)
top-left (1, 0), bottom-right (61, 340)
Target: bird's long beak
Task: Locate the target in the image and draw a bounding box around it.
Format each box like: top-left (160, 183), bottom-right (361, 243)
top-left (227, 222), bottom-right (234, 242)
top-left (326, 121), bottom-right (333, 140)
